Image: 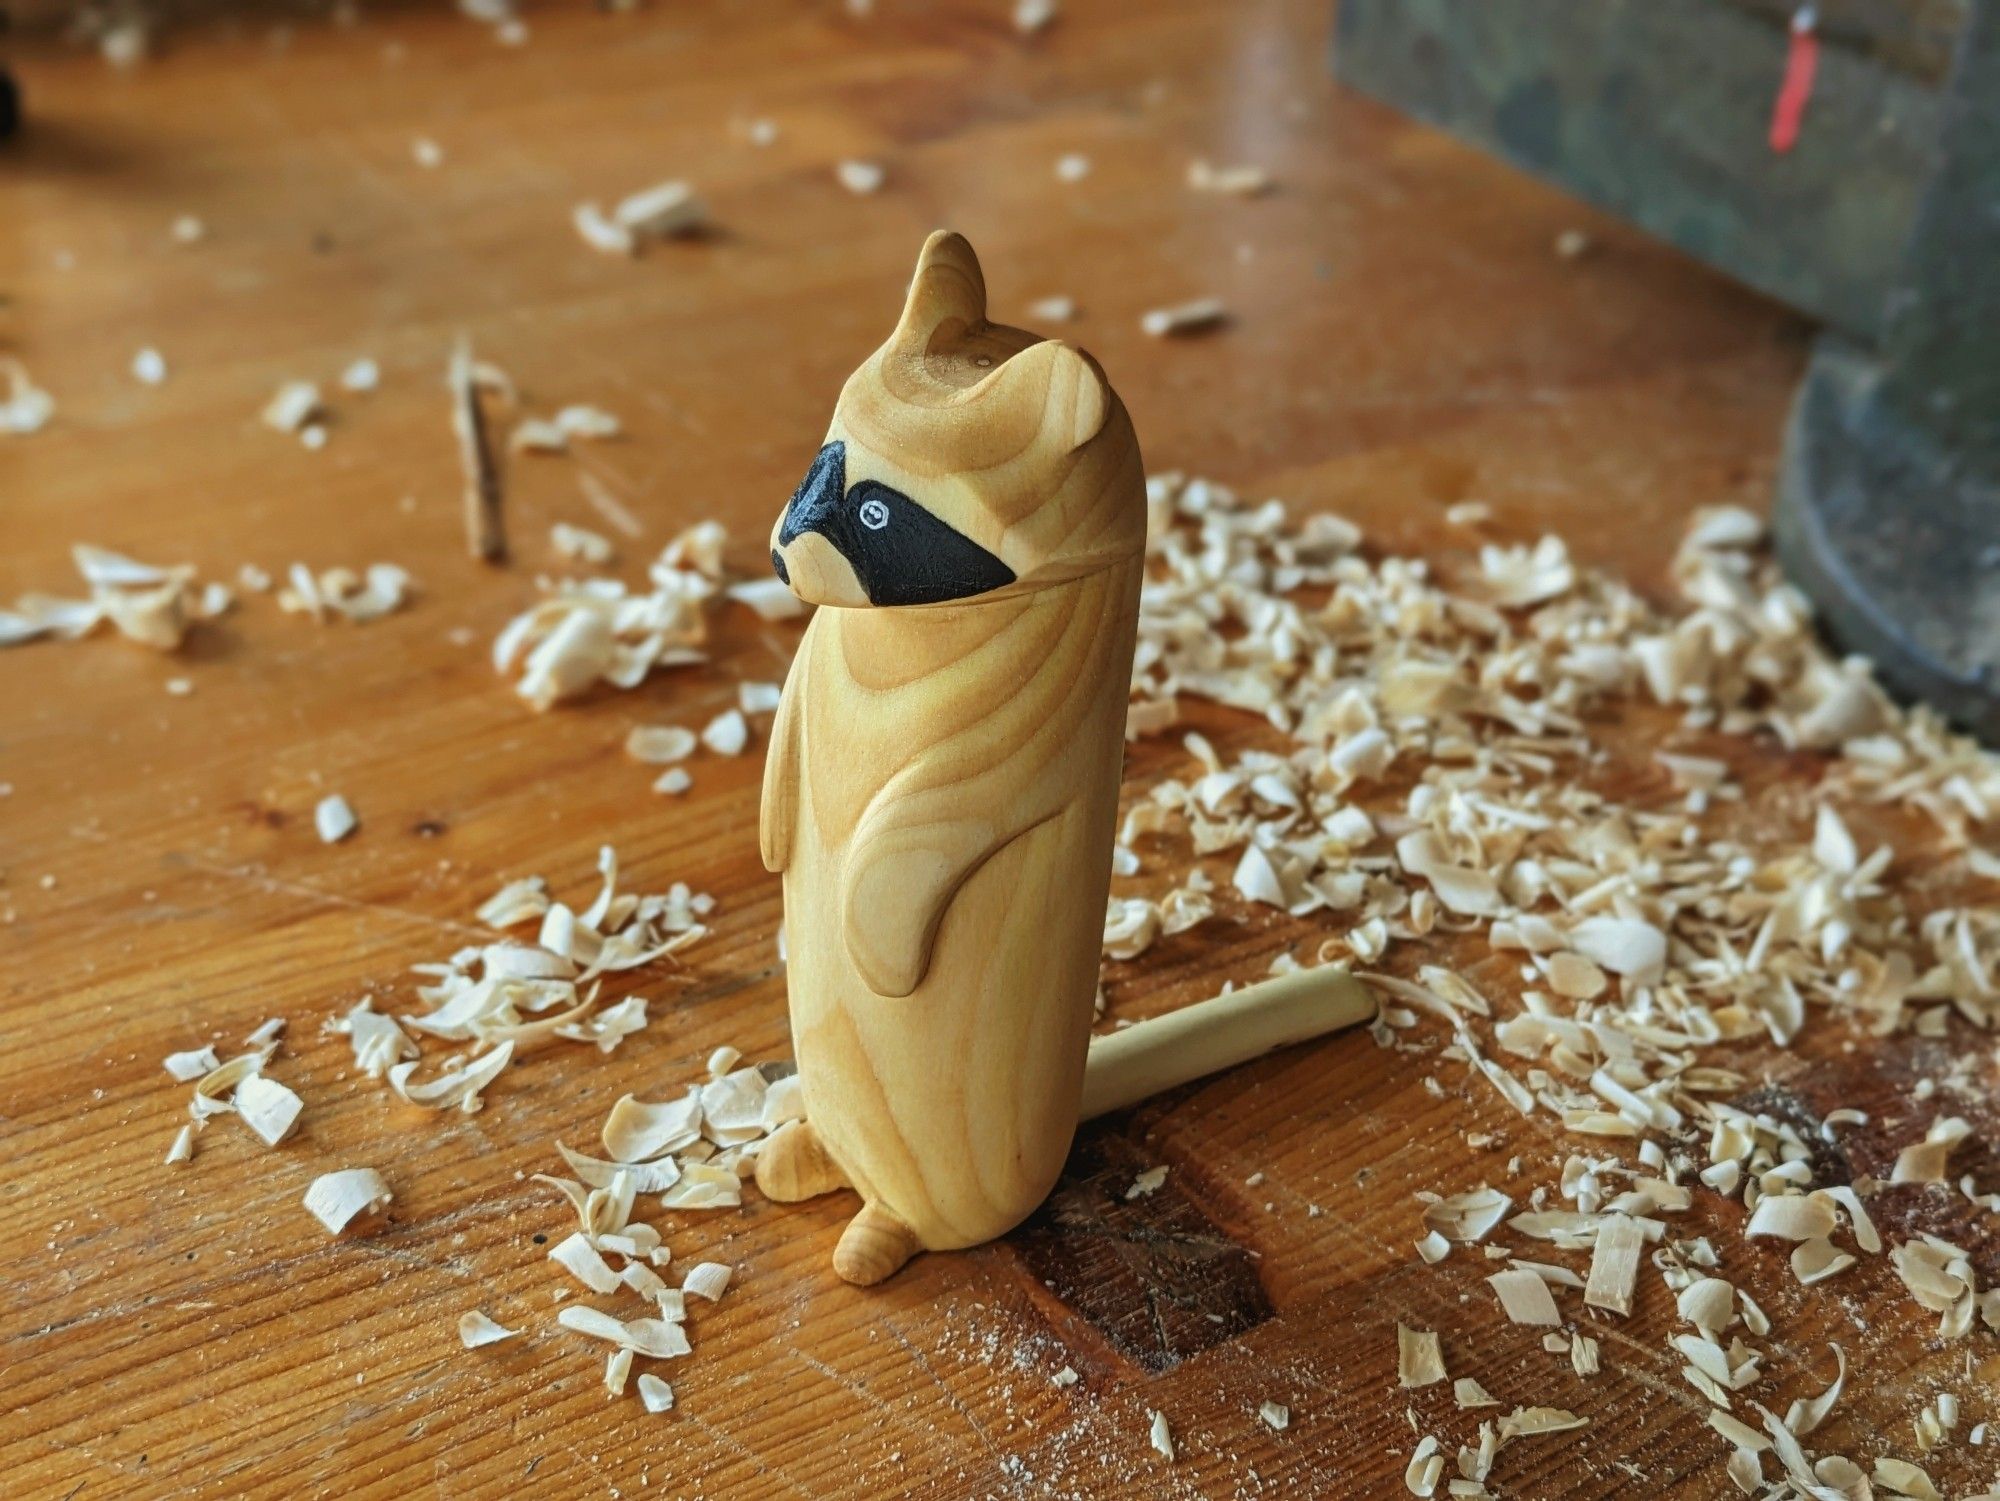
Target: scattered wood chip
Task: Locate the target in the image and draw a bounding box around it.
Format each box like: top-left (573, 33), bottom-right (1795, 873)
top-left (1583, 1212), bottom-right (1643, 1315)
top-left (235, 1073), bottom-right (303, 1146)
top-left (1187, 159), bottom-right (1271, 196)
top-left (303, 1168), bottom-right (392, 1233)
top-left (1140, 298), bottom-right (1227, 337)
top-left (552, 522), bottom-right (616, 565)
top-left (1454, 1377), bottom-right (1499, 1409)
top-left (1487, 1268), bottom-right (1562, 1326)
top-left (1147, 1409), bottom-right (1175, 1462)
top-left (835, 160), bottom-right (885, 195)
top-left (1398, 1324), bottom-right (1445, 1388)
top-left (681, 1262), bottom-right (732, 1302)
top-left (315, 794), bottom-right (358, 844)
top-left (1125, 1165), bottom-right (1168, 1200)
top-left (701, 708), bottom-right (748, 756)
top-left (637, 1372), bottom-right (674, 1412)
top-left (1257, 1400), bottom-right (1289, 1431)
top-left (458, 1310), bottom-right (520, 1348)
top-left (164, 1045), bottom-right (221, 1082)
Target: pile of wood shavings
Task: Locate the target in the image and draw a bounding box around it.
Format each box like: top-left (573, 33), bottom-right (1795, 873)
top-left (1103, 473), bottom-right (1999, 1496)
top-left (1, 545), bottom-right (232, 651)
top-left (326, 844), bottom-right (711, 1112)
top-left (468, 1051), bottom-right (796, 1412)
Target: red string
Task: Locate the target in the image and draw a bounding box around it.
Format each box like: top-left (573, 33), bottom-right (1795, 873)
top-left (1769, 8), bottom-right (1820, 154)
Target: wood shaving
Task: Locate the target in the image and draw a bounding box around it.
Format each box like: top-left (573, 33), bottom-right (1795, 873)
top-left (0, 358), bottom-right (55, 435)
top-left (1013, 0), bottom-right (1057, 33)
top-left (550, 1231), bottom-right (623, 1293)
top-left (605, 1347), bottom-right (633, 1396)
top-left (458, 1310), bottom-right (519, 1348)
top-left (1890, 1116), bottom-right (1971, 1184)
top-left (1397, 1324), bottom-right (1445, 1388)
top-left (1140, 298), bottom-right (1226, 337)
top-left (164, 1046), bottom-right (220, 1082)
top-left (1187, 159), bottom-right (1271, 196)
top-left (164, 1124), bottom-right (195, 1165)
top-left (739, 681), bottom-right (782, 715)
top-left (1055, 152), bottom-right (1091, 182)
top-left (601, 1090), bottom-right (703, 1162)
top-left (653, 768), bottom-right (692, 796)
top-left (625, 726), bottom-right (697, 765)
top-left (314, 794), bottom-right (358, 843)
top-left (3, 545), bottom-right (229, 652)
top-left (493, 521), bottom-right (728, 709)
top-left (1028, 295), bottom-right (1077, 322)
top-left (1454, 1378), bottom-right (1499, 1409)
top-left (725, 577), bottom-right (807, 621)
top-left (835, 160), bottom-right (885, 195)
top-left (1257, 1400), bottom-right (1289, 1430)
top-left (701, 708), bottom-right (748, 756)
top-left (1582, 1213), bottom-right (1643, 1315)
top-left (681, 1262), bottom-right (731, 1302)
top-left (388, 1040), bottom-right (514, 1113)
top-left (235, 1073), bottom-right (304, 1146)
top-left (1404, 1435), bottom-right (1443, 1496)
top-left (552, 522), bottom-right (615, 565)
top-left (1052, 1366), bottom-right (1079, 1388)
top-left (1486, 1268), bottom-right (1561, 1326)
top-left (303, 1168), bottom-right (391, 1233)
top-left (1147, 1409), bottom-right (1175, 1462)
top-left (1125, 1165), bottom-right (1168, 1200)
top-left (1499, 1407), bottom-right (1588, 1439)
top-left (262, 380), bottom-right (323, 434)
top-left (1423, 1186), bottom-right (1511, 1243)
top-left (637, 1373), bottom-right (674, 1412)
top-left (556, 1305), bottom-right (691, 1359)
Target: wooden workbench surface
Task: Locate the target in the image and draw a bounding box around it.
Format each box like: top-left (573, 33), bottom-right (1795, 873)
top-left (3, 3), bottom-right (1992, 1499)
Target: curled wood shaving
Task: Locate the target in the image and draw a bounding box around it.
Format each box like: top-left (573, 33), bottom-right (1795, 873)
top-left (1498, 1407), bottom-right (1588, 1440)
top-left (550, 1231), bottom-right (623, 1294)
top-left (559, 1142), bottom-right (681, 1194)
top-left (1423, 1186), bottom-right (1511, 1243)
top-left (303, 1168), bottom-right (392, 1233)
top-left (458, 1311), bottom-right (519, 1348)
top-left (1782, 1345), bottom-right (1846, 1437)
top-left (681, 1262), bottom-right (732, 1302)
top-left (1890, 1116), bottom-right (1971, 1185)
top-left (556, 1305), bottom-right (691, 1359)
top-left (602, 1090), bottom-right (702, 1163)
top-left (388, 1040), bottom-right (514, 1114)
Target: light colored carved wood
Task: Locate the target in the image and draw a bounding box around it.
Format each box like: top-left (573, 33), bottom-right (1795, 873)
top-left (759, 231), bottom-right (1147, 1283)
top-left (1078, 966), bottom-right (1378, 1120)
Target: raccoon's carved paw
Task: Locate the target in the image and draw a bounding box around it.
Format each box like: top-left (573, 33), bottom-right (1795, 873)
top-left (833, 1202), bottom-right (921, 1286)
top-left (754, 1120), bottom-right (847, 1203)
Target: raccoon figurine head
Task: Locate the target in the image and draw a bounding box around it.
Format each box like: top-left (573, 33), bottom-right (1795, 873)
top-left (770, 231), bottom-right (1144, 609)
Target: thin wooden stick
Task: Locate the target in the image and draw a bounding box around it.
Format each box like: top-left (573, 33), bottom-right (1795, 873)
top-left (1080, 966), bottom-right (1376, 1120)
top-left (450, 341), bottom-right (506, 564)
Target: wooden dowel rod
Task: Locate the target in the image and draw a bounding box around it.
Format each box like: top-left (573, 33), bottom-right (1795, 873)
top-left (1079, 966), bottom-right (1376, 1120)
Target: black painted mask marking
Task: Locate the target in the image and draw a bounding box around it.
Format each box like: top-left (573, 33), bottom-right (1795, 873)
top-left (776, 441), bottom-right (1015, 606)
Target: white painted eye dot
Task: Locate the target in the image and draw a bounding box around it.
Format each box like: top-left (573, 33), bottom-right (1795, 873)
top-left (858, 496), bottom-right (891, 531)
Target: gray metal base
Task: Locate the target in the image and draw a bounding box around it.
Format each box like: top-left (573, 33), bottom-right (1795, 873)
top-left (1774, 339), bottom-right (2000, 741)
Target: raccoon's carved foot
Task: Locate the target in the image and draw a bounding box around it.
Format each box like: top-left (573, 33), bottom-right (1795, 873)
top-left (754, 1120), bottom-right (847, 1203)
top-left (833, 1202), bottom-right (921, 1286)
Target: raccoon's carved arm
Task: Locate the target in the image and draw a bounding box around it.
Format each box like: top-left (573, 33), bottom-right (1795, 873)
top-left (839, 762), bottom-right (1071, 999)
top-left (759, 648), bottom-right (805, 874)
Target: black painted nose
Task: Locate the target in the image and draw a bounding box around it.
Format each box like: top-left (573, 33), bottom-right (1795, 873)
top-left (778, 441), bottom-right (847, 545)
top-left (770, 548), bottom-right (789, 584)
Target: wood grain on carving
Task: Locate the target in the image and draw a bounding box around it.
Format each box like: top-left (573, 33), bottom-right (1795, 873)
top-left (759, 232), bottom-right (1148, 1282)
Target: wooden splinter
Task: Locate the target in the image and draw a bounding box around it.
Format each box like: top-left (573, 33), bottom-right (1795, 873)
top-left (758, 232), bottom-right (1372, 1285)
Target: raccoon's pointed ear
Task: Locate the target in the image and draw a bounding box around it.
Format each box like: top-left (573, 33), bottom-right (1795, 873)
top-left (890, 231), bottom-right (988, 351)
top-left (969, 337), bottom-right (1110, 453)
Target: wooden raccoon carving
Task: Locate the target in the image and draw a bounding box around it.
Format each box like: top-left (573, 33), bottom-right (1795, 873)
top-left (756, 230), bottom-right (1146, 1284)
